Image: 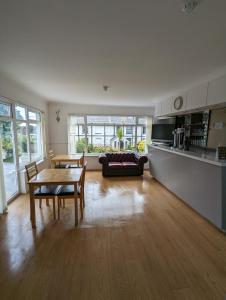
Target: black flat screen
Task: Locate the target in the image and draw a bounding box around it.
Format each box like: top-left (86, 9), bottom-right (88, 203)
top-left (152, 124), bottom-right (175, 141)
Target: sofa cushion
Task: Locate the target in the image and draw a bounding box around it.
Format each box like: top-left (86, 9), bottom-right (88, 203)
top-left (108, 162), bottom-right (123, 168)
top-left (122, 162), bottom-right (138, 168)
top-left (106, 153), bottom-right (136, 162)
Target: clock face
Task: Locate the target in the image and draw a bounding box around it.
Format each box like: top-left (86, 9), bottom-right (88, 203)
top-left (174, 96), bottom-right (183, 110)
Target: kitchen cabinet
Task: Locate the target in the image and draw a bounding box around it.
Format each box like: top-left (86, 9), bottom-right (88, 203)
top-left (161, 97), bottom-right (173, 116)
top-left (207, 75), bottom-right (226, 106)
top-left (186, 83), bottom-right (208, 110)
top-left (171, 92), bottom-right (187, 114)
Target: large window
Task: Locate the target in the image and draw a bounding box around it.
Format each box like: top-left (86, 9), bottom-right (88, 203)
top-left (0, 100), bottom-right (44, 202)
top-left (69, 115), bottom-right (148, 154)
top-left (15, 105), bottom-right (43, 168)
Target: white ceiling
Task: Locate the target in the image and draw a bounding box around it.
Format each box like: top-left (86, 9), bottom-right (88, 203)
top-left (0, 0), bottom-right (226, 107)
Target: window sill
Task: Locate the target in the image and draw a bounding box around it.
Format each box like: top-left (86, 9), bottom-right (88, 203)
top-left (82, 153), bottom-right (148, 157)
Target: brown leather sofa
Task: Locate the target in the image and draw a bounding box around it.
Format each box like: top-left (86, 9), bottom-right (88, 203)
top-left (99, 153), bottom-right (148, 177)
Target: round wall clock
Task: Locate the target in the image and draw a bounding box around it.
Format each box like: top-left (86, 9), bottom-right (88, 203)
top-left (174, 96), bottom-right (183, 110)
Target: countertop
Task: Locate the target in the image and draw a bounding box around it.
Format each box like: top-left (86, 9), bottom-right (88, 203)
top-left (148, 144), bottom-right (226, 167)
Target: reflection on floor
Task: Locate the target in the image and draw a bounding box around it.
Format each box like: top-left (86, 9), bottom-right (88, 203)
top-left (0, 171), bottom-right (226, 300)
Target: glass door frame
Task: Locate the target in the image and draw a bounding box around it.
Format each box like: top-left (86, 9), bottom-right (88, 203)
top-left (0, 106), bottom-right (20, 202)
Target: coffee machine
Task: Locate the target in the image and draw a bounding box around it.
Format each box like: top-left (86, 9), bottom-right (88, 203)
top-left (172, 128), bottom-right (185, 149)
top-left (176, 128), bottom-right (185, 149)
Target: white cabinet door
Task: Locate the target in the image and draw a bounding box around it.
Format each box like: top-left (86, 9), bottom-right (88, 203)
top-left (207, 75), bottom-right (226, 106)
top-left (155, 102), bottom-right (162, 117)
top-left (186, 83), bottom-right (208, 110)
top-left (161, 97), bottom-right (173, 116)
top-left (171, 92), bottom-right (187, 113)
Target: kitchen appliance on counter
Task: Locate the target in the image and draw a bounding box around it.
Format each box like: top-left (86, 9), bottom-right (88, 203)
top-left (172, 127), bottom-right (190, 150)
top-left (151, 117), bottom-right (176, 146)
top-left (173, 128), bottom-right (185, 149)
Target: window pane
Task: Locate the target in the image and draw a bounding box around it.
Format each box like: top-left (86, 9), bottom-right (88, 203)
top-left (137, 126), bottom-right (143, 136)
top-left (79, 125), bottom-right (85, 135)
top-left (138, 117), bottom-right (147, 125)
top-left (92, 126), bottom-right (104, 135)
top-left (29, 123), bottom-right (42, 161)
top-left (15, 105), bottom-right (26, 120)
top-left (105, 136), bottom-right (114, 146)
top-left (92, 136), bottom-right (104, 145)
top-left (0, 102), bottom-right (11, 117)
top-left (124, 126), bottom-right (135, 135)
top-left (16, 122), bottom-right (29, 167)
top-left (68, 115), bottom-right (148, 154)
top-left (0, 120), bottom-right (18, 200)
top-left (75, 137), bottom-right (87, 153)
top-left (70, 116), bottom-right (85, 126)
top-left (105, 126), bottom-right (114, 135)
top-left (69, 135), bottom-right (77, 154)
top-left (28, 110), bottom-right (40, 121)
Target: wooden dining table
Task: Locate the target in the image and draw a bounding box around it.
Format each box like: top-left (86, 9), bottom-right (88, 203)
top-left (28, 168), bottom-right (83, 228)
top-left (50, 154), bottom-right (82, 168)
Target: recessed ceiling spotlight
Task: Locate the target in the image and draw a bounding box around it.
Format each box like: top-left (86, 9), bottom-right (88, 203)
top-left (103, 85), bottom-right (110, 91)
top-left (180, 0), bottom-right (203, 14)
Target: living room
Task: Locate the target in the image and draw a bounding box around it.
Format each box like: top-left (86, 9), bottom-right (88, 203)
top-left (1, 1), bottom-right (226, 299)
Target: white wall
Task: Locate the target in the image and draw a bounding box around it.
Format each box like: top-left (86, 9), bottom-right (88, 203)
top-left (0, 73), bottom-right (48, 114)
top-left (0, 74), bottom-right (49, 146)
top-left (48, 102), bottom-right (154, 169)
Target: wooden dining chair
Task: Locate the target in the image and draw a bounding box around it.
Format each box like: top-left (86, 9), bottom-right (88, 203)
top-left (48, 149), bottom-right (55, 160)
top-left (25, 162), bottom-right (62, 220)
top-left (67, 151), bottom-right (85, 168)
top-left (57, 161), bottom-right (87, 222)
top-left (48, 149), bottom-right (67, 169)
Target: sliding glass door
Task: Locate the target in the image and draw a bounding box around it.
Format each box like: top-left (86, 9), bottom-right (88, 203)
top-left (0, 120), bottom-right (19, 200)
top-left (0, 100), bottom-right (44, 202)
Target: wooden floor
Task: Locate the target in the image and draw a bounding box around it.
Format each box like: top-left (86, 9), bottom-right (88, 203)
top-left (1, 171), bottom-right (226, 300)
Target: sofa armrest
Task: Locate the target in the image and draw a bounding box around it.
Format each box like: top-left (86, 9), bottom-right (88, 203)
top-left (134, 154), bottom-right (148, 166)
top-left (138, 155), bottom-right (148, 165)
top-left (99, 154), bottom-right (108, 165)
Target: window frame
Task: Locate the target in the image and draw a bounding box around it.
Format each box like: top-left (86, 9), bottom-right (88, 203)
top-left (0, 99), bottom-right (44, 170)
top-left (68, 114), bottom-right (148, 154)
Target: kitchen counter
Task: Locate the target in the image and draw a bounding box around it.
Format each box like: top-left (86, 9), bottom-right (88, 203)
top-left (149, 144), bottom-right (226, 167)
top-left (148, 144), bottom-right (226, 230)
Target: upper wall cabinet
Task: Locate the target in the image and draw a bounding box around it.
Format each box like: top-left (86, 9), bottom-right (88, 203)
top-left (171, 92), bottom-right (187, 114)
top-left (186, 83), bottom-right (208, 111)
top-left (207, 75), bottom-right (226, 106)
top-left (161, 97), bottom-right (173, 116)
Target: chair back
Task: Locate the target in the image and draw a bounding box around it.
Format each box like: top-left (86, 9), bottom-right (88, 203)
top-left (79, 151), bottom-right (85, 167)
top-left (25, 162), bottom-right (38, 182)
top-left (79, 161), bottom-right (87, 188)
top-left (49, 149), bottom-right (55, 160)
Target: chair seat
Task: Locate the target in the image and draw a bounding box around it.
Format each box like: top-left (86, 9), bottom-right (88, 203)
top-left (58, 185), bottom-right (81, 196)
top-left (55, 164), bottom-right (68, 169)
top-left (34, 185), bottom-right (62, 196)
top-left (66, 164), bottom-right (80, 168)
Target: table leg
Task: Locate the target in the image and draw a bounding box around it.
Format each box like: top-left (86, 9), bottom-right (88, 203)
top-left (74, 183), bottom-right (78, 226)
top-left (29, 184), bottom-right (36, 229)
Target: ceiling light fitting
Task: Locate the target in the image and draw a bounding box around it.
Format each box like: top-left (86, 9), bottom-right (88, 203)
top-left (103, 85), bottom-right (110, 91)
top-left (181, 0), bottom-right (203, 14)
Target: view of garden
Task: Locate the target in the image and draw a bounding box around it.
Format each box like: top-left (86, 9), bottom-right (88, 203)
top-left (69, 115), bottom-right (147, 154)
top-left (0, 102), bottom-right (42, 201)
